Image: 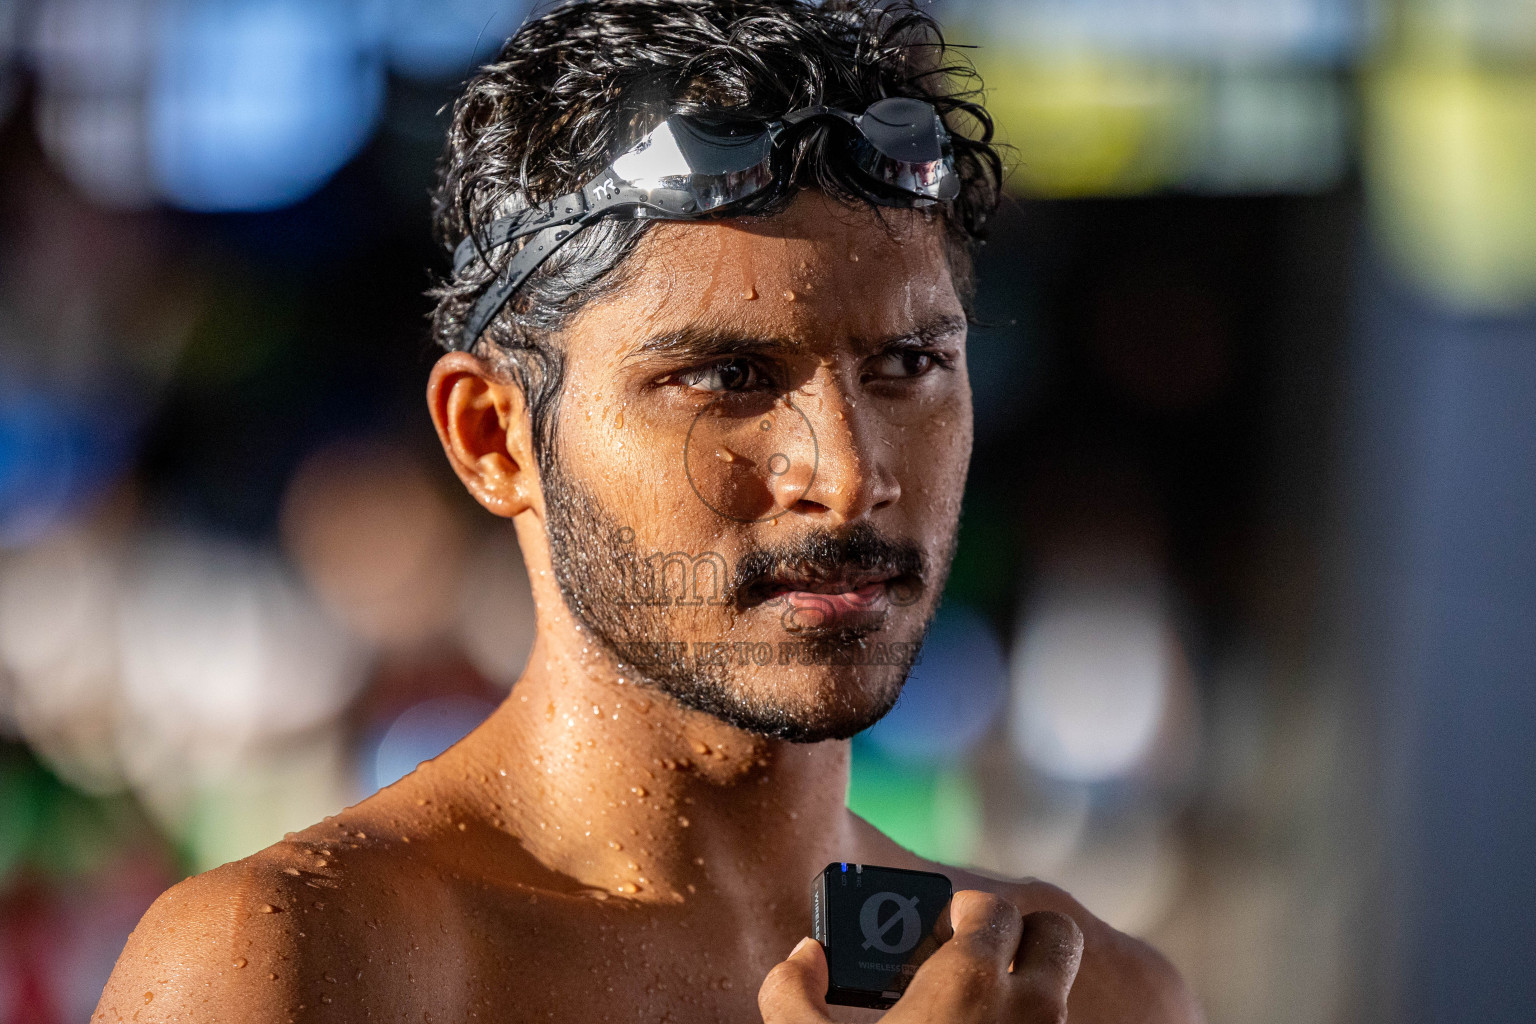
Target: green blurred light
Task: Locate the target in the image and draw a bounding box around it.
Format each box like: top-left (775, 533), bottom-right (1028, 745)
top-left (846, 742), bottom-right (981, 864)
top-left (0, 756), bottom-right (45, 882)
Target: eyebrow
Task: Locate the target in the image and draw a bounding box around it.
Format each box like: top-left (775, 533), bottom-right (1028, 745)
top-left (623, 313), bottom-right (969, 364)
top-left (871, 314), bottom-right (969, 352)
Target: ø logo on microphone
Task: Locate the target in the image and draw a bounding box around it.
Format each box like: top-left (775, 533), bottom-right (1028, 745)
top-left (859, 891), bottom-right (922, 954)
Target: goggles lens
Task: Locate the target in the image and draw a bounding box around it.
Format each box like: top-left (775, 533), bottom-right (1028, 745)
top-left (611, 118), bottom-right (777, 212)
top-left (856, 97), bottom-right (946, 163)
top-left (848, 97), bottom-right (958, 202)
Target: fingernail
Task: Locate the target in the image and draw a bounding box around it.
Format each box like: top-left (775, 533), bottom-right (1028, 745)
top-left (790, 936), bottom-right (812, 957)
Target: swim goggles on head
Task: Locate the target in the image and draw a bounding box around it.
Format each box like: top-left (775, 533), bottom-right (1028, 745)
top-left (450, 96), bottom-right (959, 350)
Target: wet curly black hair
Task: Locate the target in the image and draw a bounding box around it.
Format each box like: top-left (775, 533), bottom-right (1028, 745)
top-left (427, 0), bottom-right (1003, 459)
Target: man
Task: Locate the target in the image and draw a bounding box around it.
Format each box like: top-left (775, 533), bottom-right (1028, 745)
top-left (97, 2), bottom-right (1203, 1021)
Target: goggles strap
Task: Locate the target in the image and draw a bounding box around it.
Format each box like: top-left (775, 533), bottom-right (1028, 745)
top-left (453, 194), bottom-right (590, 276)
top-left (459, 221), bottom-right (585, 349)
top-left (779, 106), bottom-right (858, 130)
top-left (455, 176), bottom-right (709, 349)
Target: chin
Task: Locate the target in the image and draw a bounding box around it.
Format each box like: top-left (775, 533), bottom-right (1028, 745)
top-left (643, 654), bottom-right (913, 744)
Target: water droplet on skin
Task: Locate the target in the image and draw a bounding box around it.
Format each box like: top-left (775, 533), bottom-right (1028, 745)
top-left (258, 904), bottom-right (278, 914)
top-left (458, 822), bottom-right (468, 831)
top-left (617, 883), bottom-right (638, 894)
top-left (782, 290), bottom-right (796, 302)
top-left (315, 859), bottom-right (328, 868)
top-left (742, 285), bottom-right (757, 300)
top-left (716, 447), bottom-right (734, 463)
top-left (282, 867), bottom-right (300, 876)
top-left (677, 816), bottom-right (690, 827)
top-left (615, 411), bottom-right (625, 429)
top-left (144, 992), bottom-right (154, 1003)
top-left (609, 840), bottom-right (622, 850)
top-left (693, 857), bottom-right (705, 866)
top-left (233, 957), bottom-right (248, 969)
top-left (691, 740), bottom-right (709, 756)
top-left (268, 972), bottom-right (279, 981)
top-left (632, 785), bottom-right (648, 798)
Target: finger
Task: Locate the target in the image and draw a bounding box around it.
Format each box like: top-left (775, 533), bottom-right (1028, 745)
top-left (1008, 910), bottom-right (1084, 1023)
top-left (897, 891), bottom-right (1023, 1016)
top-left (759, 937), bottom-right (832, 1024)
top-left (945, 889), bottom-right (1026, 970)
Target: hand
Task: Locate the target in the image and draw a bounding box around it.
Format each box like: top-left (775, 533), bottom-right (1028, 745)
top-left (759, 890), bottom-right (1084, 1023)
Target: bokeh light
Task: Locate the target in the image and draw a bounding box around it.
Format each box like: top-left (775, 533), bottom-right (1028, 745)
top-left (0, 386), bottom-right (137, 549)
top-left (846, 744), bottom-right (982, 865)
top-left (861, 603), bottom-right (1008, 764)
top-left (364, 694), bottom-right (497, 794)
top-left (280, 441), bottom-right (469, 650)
top-left (1009, 558), bottom-right (1181, 784)
top-left (384, 0), bottom-right (530, 81)
top-left (148, 0), bottom-right (387, 211)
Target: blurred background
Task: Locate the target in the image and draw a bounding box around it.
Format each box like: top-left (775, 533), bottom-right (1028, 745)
top-left (1, 0), bottom-right (1533, 1020)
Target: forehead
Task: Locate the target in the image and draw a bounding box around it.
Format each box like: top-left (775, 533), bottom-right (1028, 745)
top-left (563, 191), bottom-right (961, 358)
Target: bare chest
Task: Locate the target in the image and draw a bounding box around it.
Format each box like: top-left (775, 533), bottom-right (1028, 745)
top-left (347, 889), bottom-right (871, 1024)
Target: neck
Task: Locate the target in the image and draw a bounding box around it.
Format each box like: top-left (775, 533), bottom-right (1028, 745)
top-left (455, 629), bottom-right (860, 903)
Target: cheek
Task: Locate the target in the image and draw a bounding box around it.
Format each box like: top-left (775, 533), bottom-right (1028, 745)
top-left (557, 387), bottom-right (730, 543)
top-left (888, 381), bottom-right (973, 519)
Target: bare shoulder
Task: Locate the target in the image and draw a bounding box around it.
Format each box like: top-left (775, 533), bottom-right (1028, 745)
top-left (94, 841), bottom-right (318, 1022)
top-left (953, 867), bottom-right (1204, 1024)
top-left (850, 817), bottom-right (1199, 1024)
top-left (94, 816), bottom-right (460, 1023)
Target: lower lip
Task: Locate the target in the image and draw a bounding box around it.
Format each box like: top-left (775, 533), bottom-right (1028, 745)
top-left (778, 582), bottom-right (891, 631)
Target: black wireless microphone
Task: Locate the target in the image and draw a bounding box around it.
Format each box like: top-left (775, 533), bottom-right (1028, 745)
top-left (811, 862), bottom-right (953, 1009)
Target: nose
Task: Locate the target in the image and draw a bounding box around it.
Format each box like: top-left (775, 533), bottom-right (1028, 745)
top-left (769, 380), bottom-right (900, 524)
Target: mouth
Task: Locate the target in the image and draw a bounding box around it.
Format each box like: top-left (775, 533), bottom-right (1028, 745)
top-left (744, 570), bottom-right (920, 634)
top-left (756, 570), bottom-right (900, 601)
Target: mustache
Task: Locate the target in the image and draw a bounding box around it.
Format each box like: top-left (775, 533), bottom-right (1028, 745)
top-left (729, 522), bottom-right (926, 607)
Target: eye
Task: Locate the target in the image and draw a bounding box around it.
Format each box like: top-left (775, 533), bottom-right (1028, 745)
top-left (866, 348), bottom-right (948, 381)
top-left (671, 358), bottom-right (768, 394)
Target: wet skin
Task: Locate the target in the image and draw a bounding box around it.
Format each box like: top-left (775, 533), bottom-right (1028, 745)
top-left (96, 193), bottom-right (1202, 1023)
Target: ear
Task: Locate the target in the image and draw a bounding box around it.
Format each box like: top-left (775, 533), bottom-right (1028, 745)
top-left (427, 352), bottom-right (541, 520)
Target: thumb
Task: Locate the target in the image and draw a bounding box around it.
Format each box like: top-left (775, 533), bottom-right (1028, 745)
top-left (759, 937), bottom-right (832, 1024)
